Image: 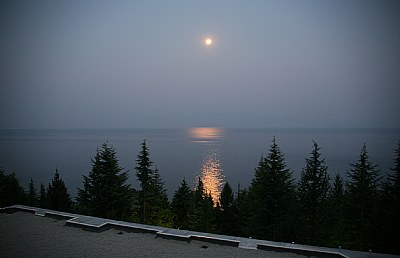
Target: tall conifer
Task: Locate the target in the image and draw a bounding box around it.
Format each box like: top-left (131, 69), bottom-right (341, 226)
top-left (27, 177), bottom-right (37, 207)
top-left (77, 142), bottom-right (132, 219)
top-left (47, 169), bottom-right (72, 212)
top-left (171, 178), bottom-right (192, 229)
top-left (247, 137), bottom-right (295, 241)
top-left (135, 140), bottom-right (169, 225)
top-left (345, 144), bottom-right (381, 251)
top-left (298, 141), bottom-right (330, 245)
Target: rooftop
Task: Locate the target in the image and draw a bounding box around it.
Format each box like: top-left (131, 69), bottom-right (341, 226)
top-left (0, 205), bottom-right (396, 258)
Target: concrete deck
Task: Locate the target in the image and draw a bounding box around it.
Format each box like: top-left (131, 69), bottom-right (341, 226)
top-left (1, 205), bottom-right (397, 258)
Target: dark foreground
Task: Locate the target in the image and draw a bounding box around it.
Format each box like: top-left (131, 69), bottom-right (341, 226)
top-left (0, 211), bottom-right (302, 258)
top-left (0, 206), bottom-right (397, 258)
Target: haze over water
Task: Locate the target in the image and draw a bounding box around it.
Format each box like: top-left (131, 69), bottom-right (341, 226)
top-left (1, 128), bottom-right (398, 202)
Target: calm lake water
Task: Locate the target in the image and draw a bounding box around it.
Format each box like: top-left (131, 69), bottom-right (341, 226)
top-left (1, 128), bottom-right (399, 201)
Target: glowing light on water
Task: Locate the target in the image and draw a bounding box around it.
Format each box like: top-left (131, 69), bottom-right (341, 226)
top-left (198, 148), bottom-right (224, 205)
top-left (187, 127), bottom-right (225, 205)
top-left (187, 127), bottom-right (223, 143)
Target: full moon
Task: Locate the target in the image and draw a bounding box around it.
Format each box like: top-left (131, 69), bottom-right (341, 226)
top-left (205, 38), bottom-right (213, 46)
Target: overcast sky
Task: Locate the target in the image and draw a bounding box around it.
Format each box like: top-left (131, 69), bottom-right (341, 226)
top-left (1, 0), bottom-right (399, 129)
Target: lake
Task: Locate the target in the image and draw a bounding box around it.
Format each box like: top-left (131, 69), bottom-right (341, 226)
top-left (0, 128), bottom-right (399, 201)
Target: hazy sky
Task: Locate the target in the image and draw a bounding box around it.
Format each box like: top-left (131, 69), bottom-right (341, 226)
top-left (1, 0), bottom-right (399, 129)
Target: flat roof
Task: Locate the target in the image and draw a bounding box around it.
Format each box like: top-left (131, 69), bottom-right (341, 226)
top-left (0, 205), bottom-right (394, 258)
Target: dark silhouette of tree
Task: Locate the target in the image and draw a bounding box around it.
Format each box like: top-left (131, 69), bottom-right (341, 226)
top-left (247, 137), bottom-right (296, 241)
top-left (171, 178), bottom-right (192, 229)
top-left (38, 183), bottom-right (47, 208)
top-left (188, 178), bottom-right (216, 233)
top-left (77, 142), bottom-right (133, 219)
top-left (135, 139), bottom-right (153, 224)
top-left (147, 166), bottom-right (171, 226)
top-left (46, 169), bottom-right (72, 212)
top-left (0, 168), bottom-right (26, 207)
top-left (298, 141), bottom-right (330, 245)
top-left (235, 186), bottom-right (251, 237)
top-left (376, 141), bottom-right (400, 254)
top-left (216, 182), bottom-right (239, 236)
top-left (326, 173), bottom-right (346, 247)
top-left (387, 141), bottom-right (400, 254)
top-left (135, 140), bottom-right (169, 225)
top-left (27, 177), bottom-right (37, 207)
top-left (345, 144), bottom-right (381, 251)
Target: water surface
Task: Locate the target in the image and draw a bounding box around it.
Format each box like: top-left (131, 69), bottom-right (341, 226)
top-left (0, 128), bottom-right (398, 200)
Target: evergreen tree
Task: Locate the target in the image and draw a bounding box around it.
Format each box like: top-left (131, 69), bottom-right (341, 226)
top-left (345, 144), bottom-right (381, 251)
top-left (0, 169), bottom-right (26, 207)
top-left (147, 166), bottom-right (171, 226)
top-left (135, 139), bottom-right (153, 224)
top-left (327, 173), bottom-right (346, 247)
top-left (235, 186), bottom-right (251, 237)
top-left (386, 141), bottom-right (400, 254)
top-left (388, 140), bottom-right (400, 197)
top-left (38, 183), bottom-right (47, 208)
top-left (298, 141), bottom-right (330, 245)
top-left (135, 140), bottom-right (169, 225)
top-left (171, 178), bottom-right (192, 229)
top-left (150, 166), bottom-right (169, 210)
top-left (216, 182), bottom-right (238, 236)
top-left (375, 141), bottom-right (399, 254)
top-left (47, 169), bottom-right (72, 212)
top-left (188, 178), bottom-right (216, 233)
top-left (27, 177), bottom-right (37, 207)
top-left (247, 137), bottom-right (295, 241)
top-left (77, 142), bottom-right (133, 219)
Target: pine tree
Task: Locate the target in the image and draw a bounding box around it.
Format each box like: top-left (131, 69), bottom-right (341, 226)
top-left (188, 178), bottom-right (216, 233)
top-left (345, 144), bottom-right (381, 251)
top-left (388, 140), bottom-right (400, 197)
top-left (147, 166), bottom-right (171, 226)
top-left (216, 182), bottom-right (238, 235)
top-left (247, 137), bottom-right (295, 241)
top-left (47, 169), bottom-right (72, 212)
top-left (77, 142), bottom-right (133, 219)
top-left (38, 183), bottom-right (47, 208)
top-left (235, 186), bottom-right (251, 237)
top-left (135, 139), bottom-right (153, 224)
top-left (27, 177), bottom-right (37, 207)
top-left (298, 141), bottom-right (330, 245)
top-left (171, 178), bottom-right (192, 229)
top-left (386, 141), bottom-right (400, 254)
top-left (0, 169), bottom-right (26, 207)
top-left (327, 173), bottom-right (346, 247)
top-left (135, 140), bottom-right (169, 225)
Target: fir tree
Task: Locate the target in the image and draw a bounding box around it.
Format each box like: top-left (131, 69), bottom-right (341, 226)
top-left (327, 173), bottom-right (346, 247)
top-left (388, 140), bottom-right (400, 196)
top-left (345, 144), bottom-right (381, 251)
top-left (216, 182), bottom-right (238, 236)
top-left (378, 141), bottom-right (400, 254)
top-left (298, 141), bottom-right (330, 245)
top-left (235, 186), bottom-right (251, 237)
top-left (0, 169), bottom-right (26, 207)
top-left (27, 177), bottom-right (37, 207)
top-left (135, 140), bottom-right (169, 225)
top-left (38, 183), bottom-right (47, 208)
top-left (147, 166), bottom-right (170, 226)
top-left (247, 137), bottom-right (295, 241)
top-left (171, 178), bottom-right (192, 229)
top-left (135, 139), bottom-right (153, 224)
top-left (47, 169), bottom-right (72, 212)
top-left (188, 178), bottom-right (216, 233)
top-left (77, 142), bottom-right (133, 219)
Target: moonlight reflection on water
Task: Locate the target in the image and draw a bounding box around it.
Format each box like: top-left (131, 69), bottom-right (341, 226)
top-left (186, 127), bottom-right (225, 205)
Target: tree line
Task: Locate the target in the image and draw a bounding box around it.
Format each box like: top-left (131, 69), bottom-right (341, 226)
top-left (1, 138), bottom-right (399, 255)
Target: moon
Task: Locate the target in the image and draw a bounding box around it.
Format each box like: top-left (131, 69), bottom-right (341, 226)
top-left (205, 38), bottom-right (213, 46)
